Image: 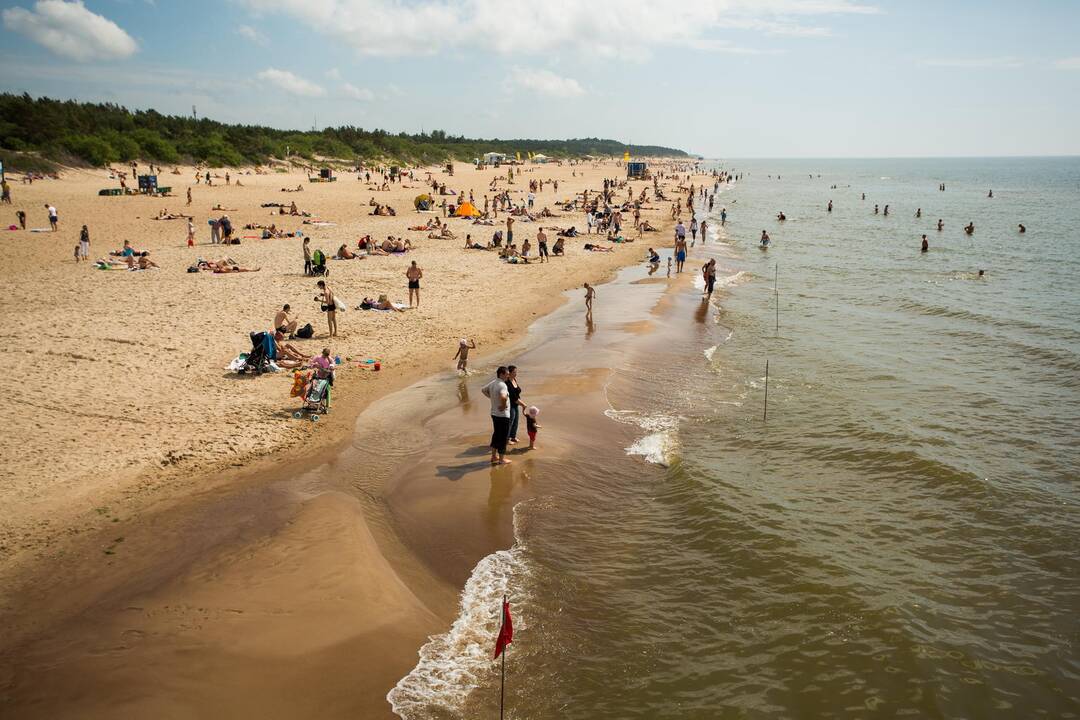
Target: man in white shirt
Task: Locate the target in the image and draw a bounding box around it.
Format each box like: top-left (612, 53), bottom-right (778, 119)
top-left (46, 204), bottom-right (58, 231)
top-left (481, 366), bottom-right (512, 465)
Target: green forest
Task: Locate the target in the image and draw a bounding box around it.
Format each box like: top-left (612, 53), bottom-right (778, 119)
top-left (0, 93), bottom-right (689, 171)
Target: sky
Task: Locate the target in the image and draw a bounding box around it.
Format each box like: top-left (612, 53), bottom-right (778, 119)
top-left (1, 0), bottom-right (1078, 158)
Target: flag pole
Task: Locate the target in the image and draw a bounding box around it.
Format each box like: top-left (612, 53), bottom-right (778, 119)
top-left (499, 594), bottom-right (506, 720)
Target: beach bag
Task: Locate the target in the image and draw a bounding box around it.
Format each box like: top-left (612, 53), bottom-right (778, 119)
top-left (334, 297), bottom-right (347, 312)
top-left (296, 323), bottom-right (314, 339)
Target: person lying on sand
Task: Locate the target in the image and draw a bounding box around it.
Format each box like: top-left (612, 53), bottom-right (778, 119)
top-left (211, 204), bottom-right (237, 212)
top-left (464, 233), bottom-right (490, 250)
top-left (583, 243), bottom-right (614, 252)
top-left (197, 258), bottom-right (260, 273)
top-left (155, 208), bottom-right (192, 220)
top-left (428, 226), bottom-right (456, 239)
top-left (358, 294), bottom-right (406, 312)
top-left (271, 332), bottom-right (308, 369)
top-left (408, 218), bottom-right (441, 231)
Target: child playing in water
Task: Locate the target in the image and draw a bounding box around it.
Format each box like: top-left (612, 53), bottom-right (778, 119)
top-left (584, 283), bottom-right (596, 313)
top-left (453, 337), bottom-right (476, 374)
top-left (525, 406), bottom-right (541, 449)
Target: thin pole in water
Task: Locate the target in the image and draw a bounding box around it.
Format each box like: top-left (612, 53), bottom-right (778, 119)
top-left (774, 263), bottom-right (779, 337)
top-left (763, 359), bottom-right (770, 423)
top-left (499, 595), bottom-right (506, 720)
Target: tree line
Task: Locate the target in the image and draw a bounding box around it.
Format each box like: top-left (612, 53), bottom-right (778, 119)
top-left (0, 93), bottom-right (689, 171)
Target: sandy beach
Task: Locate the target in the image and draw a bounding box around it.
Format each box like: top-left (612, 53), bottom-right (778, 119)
top-left (0, 158), bottom-right (709, 717)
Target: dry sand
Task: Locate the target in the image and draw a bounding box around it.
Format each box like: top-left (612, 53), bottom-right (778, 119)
top-left (0, 158), bottom-right (709, 717)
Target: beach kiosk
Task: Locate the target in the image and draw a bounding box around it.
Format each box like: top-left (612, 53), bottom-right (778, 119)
top-left (309, 167), bottom-right (336, 182)
top-left (138, 174), bottom-right (158, 193)
top-left (482, 152), bottom-right (507, 167)
top-left (530, 153), bottom-right (550, 164)
top-left (627, 161), bottom-right (648, 179)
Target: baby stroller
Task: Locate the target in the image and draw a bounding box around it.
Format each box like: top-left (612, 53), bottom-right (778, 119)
top-left (293, 370), bottom-right (331, 421)
top-left (309, 248), bottom-right (328, 277)
top-left (240, 331), bottom-right (276, 374)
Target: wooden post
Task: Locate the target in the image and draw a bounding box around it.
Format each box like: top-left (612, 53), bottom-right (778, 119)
top-left (763, 359), bottom-right (770, 422)
top-left (774, 264), bottom-right (779, 337)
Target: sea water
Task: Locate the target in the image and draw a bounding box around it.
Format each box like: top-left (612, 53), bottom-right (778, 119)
top-left (391, 157), bottom-right (1080, 718)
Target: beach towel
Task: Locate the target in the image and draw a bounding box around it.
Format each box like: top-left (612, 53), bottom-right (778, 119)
top-left (30, 228), bottom-right (52, 233)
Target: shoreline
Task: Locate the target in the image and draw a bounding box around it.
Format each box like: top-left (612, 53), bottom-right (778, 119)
top-left (0, 160), bottom-right (715, 717)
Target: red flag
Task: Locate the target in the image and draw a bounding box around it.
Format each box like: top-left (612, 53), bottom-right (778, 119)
top-left (493, 599), bottom-right (513, 659)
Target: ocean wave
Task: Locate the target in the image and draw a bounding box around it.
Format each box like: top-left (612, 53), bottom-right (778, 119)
top-left (704, 345), bottom-right (717, 361)
top-left (626, 431), bottom-right (676, 467)
top-left (717, 270), bottom-right (753, 288)
top-left (388, 506), bottom-right (530, 719)
top-left (605, 409), bottom-right (680, 467)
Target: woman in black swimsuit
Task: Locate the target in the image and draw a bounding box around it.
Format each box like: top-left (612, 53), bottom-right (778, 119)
top-left (506, 365), bottom-right (525, 444)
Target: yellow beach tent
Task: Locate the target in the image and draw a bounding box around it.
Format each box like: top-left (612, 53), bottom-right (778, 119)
top-left (454, 201), bottom-right (481, 218)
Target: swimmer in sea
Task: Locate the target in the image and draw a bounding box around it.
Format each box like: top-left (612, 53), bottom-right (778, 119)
top-left (921, 235), bottom-right (928, 253)
top-left (1018, 223), bottom-right (1026, 233)
top-left (760, 230), bottom-right (771, 247)
top-left (937, 219), bottom-right (944, 231)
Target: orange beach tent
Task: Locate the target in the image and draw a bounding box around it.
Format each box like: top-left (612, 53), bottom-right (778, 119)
top-left (454, 201), bottom-right (481, 218)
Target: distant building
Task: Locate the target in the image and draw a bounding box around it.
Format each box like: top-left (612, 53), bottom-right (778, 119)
top-left (483, 152), bottom-right (508, 165)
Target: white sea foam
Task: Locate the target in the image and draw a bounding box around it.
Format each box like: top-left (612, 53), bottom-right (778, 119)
top-left (704, 345), bottom-right (717, 361)
top-left (716, 270), bottom-right (753, 289)
top-left (388, 505), bottom-right (530, 719)
top-left (605, 409), bottom-right (680, 467)
top-left (626, 431), bottom-right (675, 466)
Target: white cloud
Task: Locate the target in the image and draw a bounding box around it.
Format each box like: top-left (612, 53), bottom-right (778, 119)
top-left (341, 82), bottom-right (374, 101)
top-left (239, 0), bottom-right (877, 58)
top-left (2, 0), bottom-right (138, 61)
top-left (1054, 56), bottom-right (1080, 70)
top-left (922, 56), bottom-right (1024, 69)
top-left (256, 67), bottom-right (326, 97)
top-left (509, 67), bottom-right (584, 98)
top-left (326, 67), bottom-right (341, 80)
top-left (238, 24), bottom-right (267, 45)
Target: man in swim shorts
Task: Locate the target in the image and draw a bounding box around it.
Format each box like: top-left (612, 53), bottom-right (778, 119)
top-left (406, 260), bottom-right (423, 308)
top-left (274, 304), bottom-right (298, 337)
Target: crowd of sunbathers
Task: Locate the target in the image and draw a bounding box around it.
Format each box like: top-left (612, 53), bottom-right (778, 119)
top-left (369, 201), bottom-right (397, 216)
top-left (351, 235), bottom-right (413, 255)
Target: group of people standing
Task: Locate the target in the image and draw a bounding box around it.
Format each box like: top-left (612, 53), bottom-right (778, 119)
top-left (482, 365), bottom-right (539, 465)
